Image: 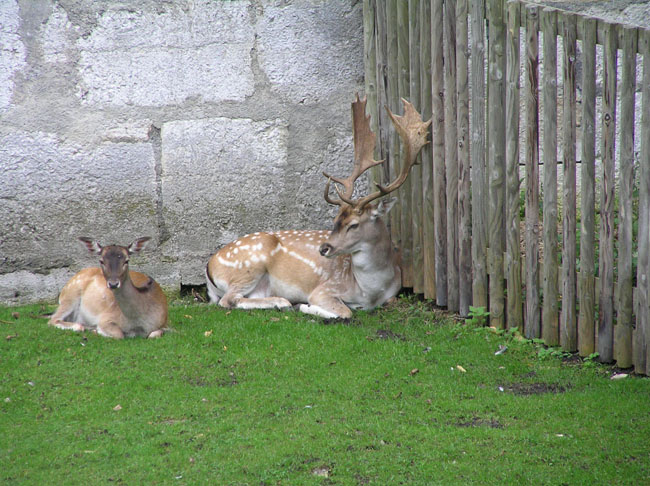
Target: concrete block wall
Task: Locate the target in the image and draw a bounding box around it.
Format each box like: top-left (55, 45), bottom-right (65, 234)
top-left (0, 0), bottom-right (364, 304)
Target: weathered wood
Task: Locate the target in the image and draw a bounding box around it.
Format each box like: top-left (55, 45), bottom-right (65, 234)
top-left (524, 5), bottom-right (540, 338)
top-left (363, 0), bottom-right (379, 189)
top-left (397, 0), bottom-right (413, 287)
top-left (374, 0), bottom-right (390, 187)
top-left (386, 0), bottom-right (400, 247)
top-left (505, 1), bottom-right (522, 330)
top-left (636, 29), bottom-right (650, 374)
top-left (598, 21), bottom-right (617, 363)
top-left (470, 0), bottom-right (487, 310)
top-left (432, 0), bottom-right (447, 307)
top-left (614, 26), bottom-right (637, 369)
top-left (578, 16), bottom-right (597, 357)
top-left (541, 8), bottom-right (559, 345)
top-left (420, 0), bottom-right (436, 300)
top-left (487, 0), bottom-right (506, 328)
top-left (560, 13), bottom-right (577, 352)
top-left (457, 0), bottom-right (471, 317)
top-left (409, 0), bottom-right (423, 294)
top-left (445, 0), bottom-right (459, 313)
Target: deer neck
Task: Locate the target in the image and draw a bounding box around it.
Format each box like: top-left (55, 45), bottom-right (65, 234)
top-left (349, 225), bottom-right (398, 295)
top-left (112, 273), bottom-right (152, 318)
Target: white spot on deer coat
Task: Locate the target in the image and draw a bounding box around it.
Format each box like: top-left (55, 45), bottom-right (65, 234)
top-left (218, 256), bottom-right (238, 268)
top-left (270, 243), bottom-right (283, 256)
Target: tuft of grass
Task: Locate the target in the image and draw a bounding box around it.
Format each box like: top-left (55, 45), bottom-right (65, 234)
top-left (1, 296), bottom-right (649, 485)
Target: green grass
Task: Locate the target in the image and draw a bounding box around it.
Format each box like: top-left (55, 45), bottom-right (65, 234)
top-left (1, 296), bottom-right (650, 485)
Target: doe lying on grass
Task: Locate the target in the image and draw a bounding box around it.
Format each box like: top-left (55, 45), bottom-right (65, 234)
top-left (48, 237), bottom-right (168, 339)
top-left (206, 95), bottom-right (430, 319)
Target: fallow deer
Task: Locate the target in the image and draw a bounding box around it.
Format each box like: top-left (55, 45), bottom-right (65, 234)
top-left (206, 95), bottom-right (430, 319)
top-left (49, 237), bottom-right (168, 338)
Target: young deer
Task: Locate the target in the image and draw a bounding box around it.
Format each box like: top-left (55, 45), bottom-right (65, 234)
top-left (49, 237), bottom-right (168, 338)
top-left (206, 95), bottom-right (430, 319)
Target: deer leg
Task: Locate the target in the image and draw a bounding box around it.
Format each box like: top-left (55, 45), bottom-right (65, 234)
top-left (147, 329), bottom-right (164, 339)
top-left (96, 321), bottom-right (125, 339)
top-left (218, 274), bottom-right (292, 311)
top-left (220, 290), bottom-right (292, 311)
top-left (49, 301), bottom-right (86, 332)
top-left (301, 289), bottom-right (352, 319)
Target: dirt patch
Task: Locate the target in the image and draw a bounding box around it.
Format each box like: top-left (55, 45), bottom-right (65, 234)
top-left (455, 416), bottom-right (504, 429)
top-left (502, 382), bottom-right (568, 396)
top-left (374, 329), bottom-right (406, 341)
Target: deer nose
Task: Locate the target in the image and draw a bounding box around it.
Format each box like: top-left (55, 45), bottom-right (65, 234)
top-left (319, 243), bottom-right (333, 257)
top-left (107, 280), bottom-right (121, 290)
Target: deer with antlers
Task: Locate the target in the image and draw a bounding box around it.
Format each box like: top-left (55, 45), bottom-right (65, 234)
top-left (206, 95), bottom-right (430, 319)
top-left (49, 237), bottom-right (168, 338)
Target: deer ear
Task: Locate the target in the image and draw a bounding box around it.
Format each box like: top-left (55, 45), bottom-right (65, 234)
top-left (127, 237), bottom-right (151, 254)
top-left (371, 197), bottom-right (397, 221)
top-left (79, 237), bottom-right (102, 255)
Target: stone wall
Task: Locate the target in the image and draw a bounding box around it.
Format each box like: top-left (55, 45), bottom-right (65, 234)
top-left (0, 0), bottom-right (364, 304)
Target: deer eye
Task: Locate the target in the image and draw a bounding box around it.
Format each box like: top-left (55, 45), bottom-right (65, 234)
top-left (347, 223), bottom-right (359, 232)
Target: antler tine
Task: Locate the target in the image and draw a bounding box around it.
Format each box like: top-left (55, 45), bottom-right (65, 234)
top-left (323, 176), bottom-right (343, 206)
top-left (323, 93), bottom-right (384, 207)
top-left (355, 98), bottom-right (431, 210)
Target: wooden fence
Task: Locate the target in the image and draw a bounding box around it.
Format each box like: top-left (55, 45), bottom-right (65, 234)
top-left (362, 0), bottom-right (650, 373)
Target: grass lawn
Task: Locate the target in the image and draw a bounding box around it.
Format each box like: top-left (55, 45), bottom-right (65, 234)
top-left (1, 295), bottom-right (649, 485)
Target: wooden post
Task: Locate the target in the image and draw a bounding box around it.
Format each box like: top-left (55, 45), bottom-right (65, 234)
top-left (421, 0), bottom-right (436, 300)
top-left (487, 0), bottom-right (506, 328)
top-left (374, 0), bottom-right (390, 187)
top-left (560, 13), bottom-right (577, 352)
top-left (505, 1), bottom-right (522, 330)
top-left (432, 0), bottom-right (447, 307)
top-left (578, 16), bottom-right (597, 357)
top-left (409, 0), bottom-right (423, 294)
top-left (541, 8), bottom-right (559, 345)
top-left (445, 0), bottom-right (459, 313)
top-left (524, 5), bottom-right (540, 338)
top-left (363, 0), bottom-right (379, 187)
top-left (397, 0), bottom-right (413, 288)
top-left (636, 29), bottom-right (650, 374)
top-left (470, 0), bottom-right (487, 311)
top-left (598, 21), bottom-right (617, 363)
top-left (386, 0), bottom-right (400, 248)
top-left (457, 0), bottom-right (471, 317)
top-left (614, 26), bottom-right (637, 369)
top-left (363, 0), bottom-right (382, 195)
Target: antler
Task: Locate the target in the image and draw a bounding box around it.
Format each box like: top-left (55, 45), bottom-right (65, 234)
top-left (323, 93), bottom-right (384, 207)
top-left (354, 98), bottom-right (431, 210)
top-left (323, 96), bottom-right (431, 212)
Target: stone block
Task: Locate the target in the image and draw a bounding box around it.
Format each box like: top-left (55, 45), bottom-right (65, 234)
top-left (256, 0), bottom-right (364, 104)
top-left (76, 1), bottom-right (254, 106)
top-left (0, 268), bottom-right (73, 305)
top-left (0, 0), bottom-right (26, 110)
top-left (161, 117), bottom-right (289, 283)
top-left (0, 131), bottom-right (159, 276)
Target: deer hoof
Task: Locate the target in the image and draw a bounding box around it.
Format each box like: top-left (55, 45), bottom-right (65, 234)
top-left (147, 329), bottom-right (164, 339)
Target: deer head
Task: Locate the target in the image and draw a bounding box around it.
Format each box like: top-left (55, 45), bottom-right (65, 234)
top-left (79, 237), bottom-right (151, 290)
top-left (320, 95), bottom-right (431, 258)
